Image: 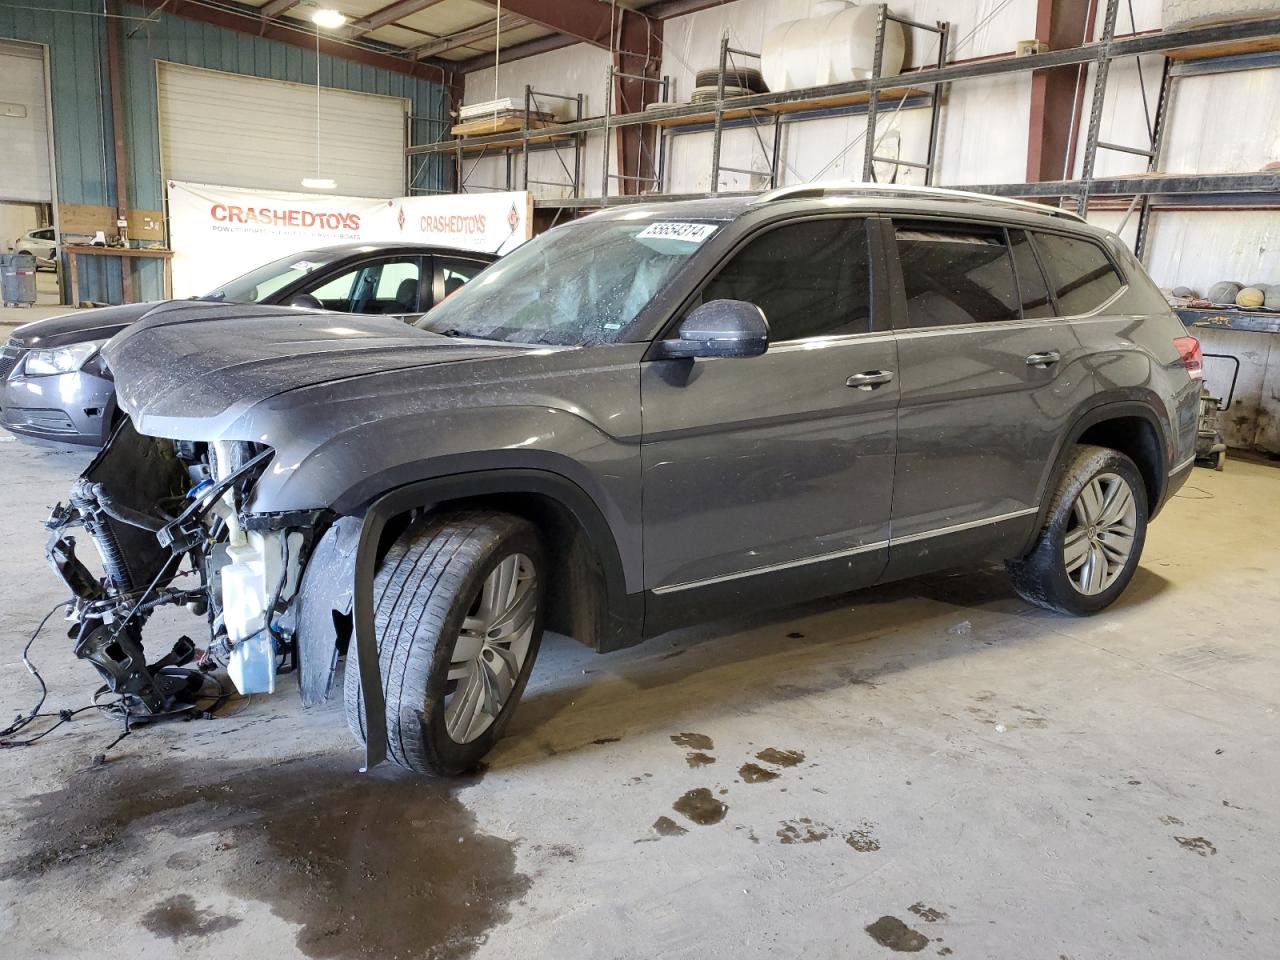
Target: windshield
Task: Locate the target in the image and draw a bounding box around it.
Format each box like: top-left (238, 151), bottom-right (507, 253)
top-left (202, 250), bottom-right (344, 303)
top-left (418, 218), bottom-right (720, 345)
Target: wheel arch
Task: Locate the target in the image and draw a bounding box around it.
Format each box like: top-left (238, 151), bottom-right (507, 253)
top-left (345, 468), bottom-right (644, 771)
top-left (1019, 399), bottom-right (1171, 558)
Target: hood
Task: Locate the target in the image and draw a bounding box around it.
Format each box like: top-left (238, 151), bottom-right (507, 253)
top-left (105, 301), bottom-right (546, 437)
top-left (10, 301), bottom-right (162, 348)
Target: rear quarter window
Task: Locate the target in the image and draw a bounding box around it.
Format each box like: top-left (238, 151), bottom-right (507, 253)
top-left (1034, 232), bottom-right (1124, 315)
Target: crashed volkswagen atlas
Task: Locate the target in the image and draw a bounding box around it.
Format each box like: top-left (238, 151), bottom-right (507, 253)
top-left (47, 185), bottom-right (1200, 776)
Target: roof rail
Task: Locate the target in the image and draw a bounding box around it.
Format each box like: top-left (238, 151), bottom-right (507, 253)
top-left (752, 181), bottom-right (1086, 222)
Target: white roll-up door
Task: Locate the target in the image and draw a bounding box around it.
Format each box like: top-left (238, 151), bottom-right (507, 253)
top-left (157, 62), bottom-right (406, 198)
top-left (0, 40), bottom-right (53, 204)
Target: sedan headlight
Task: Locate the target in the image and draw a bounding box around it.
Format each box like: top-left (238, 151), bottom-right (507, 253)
top-left (23, 342), bottom-right (101, 376)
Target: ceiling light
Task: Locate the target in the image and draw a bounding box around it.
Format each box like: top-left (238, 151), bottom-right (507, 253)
top-left (310, 8), bottom-right (347, 29)
top-left (301, 177), bottom-right (337, 190)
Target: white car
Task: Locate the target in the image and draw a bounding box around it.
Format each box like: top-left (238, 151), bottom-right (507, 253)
top-left (14, 227), bottom-right (56, 269)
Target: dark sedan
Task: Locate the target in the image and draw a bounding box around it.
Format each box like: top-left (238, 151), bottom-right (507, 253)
top-left (0, 242), bottom-right (496, 445)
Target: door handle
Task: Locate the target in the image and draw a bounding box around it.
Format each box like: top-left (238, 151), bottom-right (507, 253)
top-left (1025, 350), bottom-right (1061, 369)
top-left (846, 370), bottom-right (895, 391)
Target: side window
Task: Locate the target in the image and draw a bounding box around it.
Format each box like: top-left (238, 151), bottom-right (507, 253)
top-left (894, 223), bottom-right (1020, 327)
top-left (1008, 229), bottom-right (1055, 319)
top-left (435, 257), bottom-right (488, 307)
top-left (700, 218), bottom-right (872, 340)
top-left (306, 267), bottom-right (361, 309)
top-left (372, 259), bottom-right (422, 313)
top-left (1034, 232), bottom-right (1124, 316)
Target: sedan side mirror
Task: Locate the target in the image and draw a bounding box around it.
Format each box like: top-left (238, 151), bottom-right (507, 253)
top-left (656, 299), bottom-right (769, 360)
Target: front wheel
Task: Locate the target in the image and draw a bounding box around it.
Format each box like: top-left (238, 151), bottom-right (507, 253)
top-left (344, 511), bottom-right (545, 775)
top-left (1008, 444), bottom-right (1148, 615)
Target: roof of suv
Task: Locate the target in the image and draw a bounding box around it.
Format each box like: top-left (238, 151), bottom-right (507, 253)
top-left (584, 184), bottom-right (1098, 236)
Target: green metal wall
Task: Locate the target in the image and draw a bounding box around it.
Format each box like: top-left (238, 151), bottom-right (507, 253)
top-left (0, 0), bottom-right (449, 303)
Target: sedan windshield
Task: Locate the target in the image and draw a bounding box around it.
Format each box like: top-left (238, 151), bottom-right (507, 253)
top-left (418, 219), bottom-right (720, 345)
top-left (203, 250), bottom-right (343, 303)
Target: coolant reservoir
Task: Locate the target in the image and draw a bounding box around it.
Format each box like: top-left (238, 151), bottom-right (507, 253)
top-left (761, 1), bottom-right (905, 93)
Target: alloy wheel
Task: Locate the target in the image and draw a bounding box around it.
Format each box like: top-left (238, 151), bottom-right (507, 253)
top-left (444, 553), bottom-right (538, 743)
top-left (1063, 472), bottom-right (1137, 595)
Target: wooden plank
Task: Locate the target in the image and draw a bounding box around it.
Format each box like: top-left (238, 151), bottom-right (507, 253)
top-left (56, 203), bottom-right (114, 240)
top-left (459, 132), bottom-right (575, 154)
top-left (65, 245), bottom-right (173, 258)
top-left (648, 85), bottom-right (931, 128)
top-left (1166, 34), bottom-right (1280, 60)
top-left (450, 114), bottom-right (561, 137)
top-left (127, 209), bottom-right (165, 243)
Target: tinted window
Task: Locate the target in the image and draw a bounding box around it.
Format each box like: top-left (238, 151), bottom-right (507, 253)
top-left (701, 219), bottom-right (872, 340)
top-left (437, 257), bottom-right (488, 304)
top-left (1008, 229), bottom-right (1055, 319)
top-left (895, 224), bottom-right (1019, 327)
top-left (1035, 232), bottom-right (1123, 315)
top-left (304, 258), bottom-right (422, 314)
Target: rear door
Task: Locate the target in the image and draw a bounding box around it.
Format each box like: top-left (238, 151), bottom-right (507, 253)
top-left (640, 216), bottom-right (899, 627)
top-left (883, 219), bottom-right (1092, 580)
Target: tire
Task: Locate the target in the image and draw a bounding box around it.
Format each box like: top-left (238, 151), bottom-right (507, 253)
top-left (695, 67), bottom-right (767, 92)
top-left (344, 511), bottom-right (545, 776)
top-left (1007, 444), bottom-right (1148, 615)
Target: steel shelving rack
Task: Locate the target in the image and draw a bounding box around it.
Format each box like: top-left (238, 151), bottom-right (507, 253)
top-left (407, 9), bottom-right (1280, 236)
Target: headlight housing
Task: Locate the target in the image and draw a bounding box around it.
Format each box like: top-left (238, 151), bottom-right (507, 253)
top-left (23, 342), bottom-right (101, 376)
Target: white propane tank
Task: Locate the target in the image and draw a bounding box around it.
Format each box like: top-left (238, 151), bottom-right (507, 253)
top-left (761, 1), bottom-right (905, 93)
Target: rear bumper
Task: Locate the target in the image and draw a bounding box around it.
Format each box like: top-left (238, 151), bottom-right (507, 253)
top-left (0, 370), bottom-right (115, 445)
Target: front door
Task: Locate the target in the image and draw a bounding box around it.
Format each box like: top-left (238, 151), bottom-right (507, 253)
top-left (883, 219), bottom-right (1093, 580)
top-left (640, 216), bottom-right (898, 628)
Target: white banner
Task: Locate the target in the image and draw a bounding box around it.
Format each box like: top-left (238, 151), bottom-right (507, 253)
top-left (166, 181), bottom-right (532, 298)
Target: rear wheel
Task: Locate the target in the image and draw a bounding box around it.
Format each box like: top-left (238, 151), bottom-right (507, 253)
top-left (344, 511), bottom-right (545, 775)
top-left (1008, 444), bottom-right (1148, 615)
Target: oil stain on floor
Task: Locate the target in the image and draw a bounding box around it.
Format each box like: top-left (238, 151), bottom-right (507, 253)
top-left (672, 787), bottom-right (728, 826)
top-left (755, 747), bottom-right (805, 767)
top-left (1, 754), bottom-right (529, 959)
top-left (141, 894), bottom-right (242, 940)
top-left (739, 762), bottom-right (779, 783)
top-left (865, 915), bottom-right (930, 952)
top-left (670, 732), bottom-right (715, 751)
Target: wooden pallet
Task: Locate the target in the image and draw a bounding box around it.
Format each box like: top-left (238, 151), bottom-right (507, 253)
top-left (450, 113), bottom-right (561, 137)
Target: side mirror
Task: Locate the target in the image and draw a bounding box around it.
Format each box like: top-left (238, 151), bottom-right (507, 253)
top-left (656, 299), bottom-right (769, 360)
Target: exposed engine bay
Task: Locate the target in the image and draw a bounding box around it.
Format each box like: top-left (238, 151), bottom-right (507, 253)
top-left (45, 422), bottom-right (326, 719)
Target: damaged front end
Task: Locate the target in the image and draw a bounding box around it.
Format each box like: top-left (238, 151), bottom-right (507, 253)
top-left (46, 422), bottom-right (325, 716)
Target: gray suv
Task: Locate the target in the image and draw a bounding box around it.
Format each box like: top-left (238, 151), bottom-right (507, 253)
top-left (46, 185), bottom-right (1201, 777)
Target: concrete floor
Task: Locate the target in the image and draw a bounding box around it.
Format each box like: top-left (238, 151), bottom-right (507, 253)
top-left (0, 437), bottom-right (1276, 960)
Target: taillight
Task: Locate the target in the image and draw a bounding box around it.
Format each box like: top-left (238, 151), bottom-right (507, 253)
top-left (1173, 335), bottom-right (1203, 380)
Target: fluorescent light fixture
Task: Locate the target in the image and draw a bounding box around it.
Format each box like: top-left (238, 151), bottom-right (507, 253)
top-left (301, 177), bottom-right (337, 190)
top-left (310, 7), bottom-right (347, 28)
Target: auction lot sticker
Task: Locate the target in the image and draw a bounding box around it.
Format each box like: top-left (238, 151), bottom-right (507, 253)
top-left (637, 221), bottom-right (719, 243)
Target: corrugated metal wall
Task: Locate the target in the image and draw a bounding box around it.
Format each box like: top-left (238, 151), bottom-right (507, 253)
top-left (0, 0), bottom-right (449, 303)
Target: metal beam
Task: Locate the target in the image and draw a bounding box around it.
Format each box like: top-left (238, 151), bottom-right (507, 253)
top-left (476, 0), bottom-right (651, 50)
top-left (408, 15), bottom-right (528, 59)
top-left (955, 172), bottom-right (1280, 197)
top-left (259, 0), bottom-right (297, 21)
top-left (347, 0), bottom-right (450, 38)
top-left (410, 15), bottom-right (1280, 154)
top-left (1026, 0), bottom-right (1092, 183)
top-left (646, 0), bottom-right (738, 18)
top-left (456, 31), bottom-right (577, 72)
top-left (133, 0), bottom-right (450, 80)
